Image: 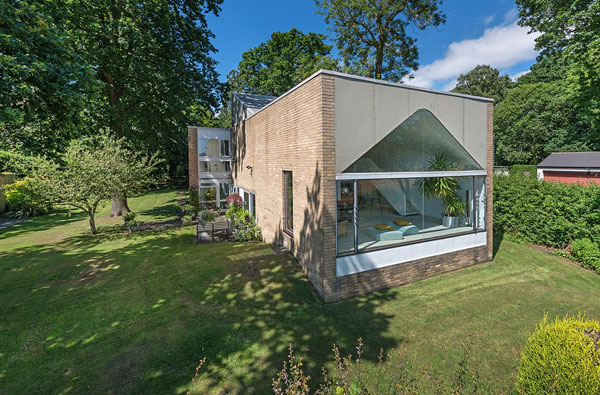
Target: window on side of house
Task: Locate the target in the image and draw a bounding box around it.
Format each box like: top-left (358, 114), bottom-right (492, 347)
top-left (283, 171), bottom-right (293, 234)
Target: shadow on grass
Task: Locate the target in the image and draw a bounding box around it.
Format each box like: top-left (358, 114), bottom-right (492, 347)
top-left (493, 232), bottom-right (504, 259)
top-left (0, 227), bottom-right (401, 394)
top-left (0, 207), bottom-right (88, 240)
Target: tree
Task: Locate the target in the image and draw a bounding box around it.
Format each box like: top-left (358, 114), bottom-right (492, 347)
top-left (62, 0), bottom-right (224, 215)
top-left (0, 0), bottom-right (97, 156)
top-left (451, 65), bottom-right (513, 104)
top-left (41, 135), bottom-right (162, 234)
top-left (516, 0), bottom-right (600, 143)
top-left (227, 28), bottom-right (336, 96)
top-left (315, 0), bottom-right (446, 81)
top-left (493, 82), bottom-right (585, 165)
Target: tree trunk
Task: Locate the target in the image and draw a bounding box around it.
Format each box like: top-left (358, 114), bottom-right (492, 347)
top-left (88, 212), bottom-right (97, 235)
top-left (110, 196), bottom-right (130, 217)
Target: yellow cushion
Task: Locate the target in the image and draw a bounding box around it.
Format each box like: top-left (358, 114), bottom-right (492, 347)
top-left (374, 224), bottom-right (394, 231)
top-left (393, 219), bottom-right (413, 226)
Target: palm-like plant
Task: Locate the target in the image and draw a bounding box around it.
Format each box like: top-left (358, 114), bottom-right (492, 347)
top-left (419, 153), bottom-right (466, 217)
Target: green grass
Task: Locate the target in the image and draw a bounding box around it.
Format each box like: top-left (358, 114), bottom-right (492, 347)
top-left (1, 189), bottom-right (599, 394)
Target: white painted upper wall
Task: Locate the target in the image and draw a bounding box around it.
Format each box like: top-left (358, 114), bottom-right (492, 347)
top-left (334, 76), bottom-right (489, 173)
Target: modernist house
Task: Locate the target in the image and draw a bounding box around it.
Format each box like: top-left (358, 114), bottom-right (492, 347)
top-left (537, 152), bottom-right (600, 185)
top-left (188, 70), bottom-right (493, 302)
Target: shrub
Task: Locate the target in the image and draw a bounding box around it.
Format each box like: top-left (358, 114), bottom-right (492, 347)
top-left (494, 174), bottom-right (600, 247)
top-left (516, 315), bottom-right (600, 394)
top-left (189, 185), bottom-right (200, 211)
top-left (225, 193), bottom-right (243, 207)
top-left (123, 212), bottom-right (139, 227)
top-left (225, 203), bottom-right (262, 241)
top-left (198, 208), bottom-right (216, 223)
top-left (4, 178), bottom-right (51, 217)
top-left (511, 164), bottom-right (537, 177)
top-left (571, 239), bottom-right (600, 273)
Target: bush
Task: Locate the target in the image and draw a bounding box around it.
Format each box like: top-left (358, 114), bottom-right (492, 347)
top-left (516, 315), bottom-right (600, 394)
top-left (571, 238), bottom-right (600, 273)
top-left (511, 164), bottom-right (537, 177)
top-left (494, 174), bottom-right (600, 247)
top-left (189, 185), bottom-right (200, 211)
top-left (4, 178), bottom-right (51, 217)
top-left (225, 203), bottom-right (262, 241)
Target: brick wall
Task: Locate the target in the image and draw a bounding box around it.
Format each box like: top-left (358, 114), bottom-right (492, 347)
top-left (188, 127), bottom-right (198, 187)
top-left (231, 74), bottom-right (335, 296)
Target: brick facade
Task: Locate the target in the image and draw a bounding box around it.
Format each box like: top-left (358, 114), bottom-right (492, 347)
top-left (231, 74), bottom-right (335, 296)
top-left (187, 127), bottom-right (198, 187)
top-left (227, 72), bottom-right (494, 303)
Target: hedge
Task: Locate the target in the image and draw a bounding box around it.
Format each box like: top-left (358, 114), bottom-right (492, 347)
top-left (510, 164), bottom-right (537, 177)
top-left (494, 174), bottom-right (600, 247)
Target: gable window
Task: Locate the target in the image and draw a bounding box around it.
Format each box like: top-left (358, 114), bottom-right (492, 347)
top-left (283, 171), bottom-right (293, 234)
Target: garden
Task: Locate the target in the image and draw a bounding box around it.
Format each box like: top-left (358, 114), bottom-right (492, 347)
top-left (1, 185), bottom-right (600, 393)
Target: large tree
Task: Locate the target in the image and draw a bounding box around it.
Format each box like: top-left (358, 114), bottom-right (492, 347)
top-left (315, 0), bottom-right (446, 81)
top-left (41, 135), bottom-right (162, 234)
top-left (0, 0), bottom-right (97, 155)
top-left (451, 65), bottom-right (513, 104)
top-left (494, 82), bottom-right (585, 165)
top-left (227, 28), bottom-right (336, 97)
top-left (62, 0), bottom-right (223, 215)
top-left (516, 0), bottom-right (600, 145)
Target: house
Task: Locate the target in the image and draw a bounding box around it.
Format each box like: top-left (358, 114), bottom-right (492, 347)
top-left (188, 70), bottom-right (493, 302)
top-left (537, 152), bottom-right (600, 185)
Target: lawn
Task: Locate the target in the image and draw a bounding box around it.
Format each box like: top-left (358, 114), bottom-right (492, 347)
top-left (1, 189), bottom-right (600, 394)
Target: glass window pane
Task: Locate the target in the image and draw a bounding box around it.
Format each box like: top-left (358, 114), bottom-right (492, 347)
top-left (475, 176), bottom-right (486, 230)
top-left (219, 182), bottom-right (230, 200)
top-left (199, 161), bottom-right (230, 174)
top-left (199, 187), bottom-right (216, 203)
top-left (198, 138), bottom-right (219, 157)
top-left (284, 172), bottom-right (293, 233)
top-left (420, 176), bottom-right (473, 237)
top-left (336, 181), bottom-right (355, 255)
top-left (356, 179), bottom-right (425, 252)
top-left (220, 140), bottom-right (230, 157)
top-left (343, 109), bottom-right (482, 173)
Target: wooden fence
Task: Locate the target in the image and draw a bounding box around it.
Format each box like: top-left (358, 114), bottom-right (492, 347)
top-left (0, 173), bottom-right (15, 213)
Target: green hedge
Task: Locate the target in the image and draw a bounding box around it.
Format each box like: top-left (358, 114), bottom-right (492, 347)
top-left (571, 238), bottom-right (600, 273)
top-left (494, 174), bottom-right (600, 247)
top-left (510, 164), bottom-right (537, 177)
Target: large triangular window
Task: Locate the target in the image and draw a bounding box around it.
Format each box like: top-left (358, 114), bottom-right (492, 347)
top-left (343, 109), bottom-right (482, 173)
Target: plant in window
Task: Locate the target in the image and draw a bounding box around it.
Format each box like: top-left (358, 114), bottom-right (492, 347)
top-left (419, 153), bottom-right (466, 227)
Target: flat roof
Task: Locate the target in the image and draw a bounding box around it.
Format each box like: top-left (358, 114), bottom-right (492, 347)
top-left (538, 152), bottom-right (600, 168)
top-left (241, 69), bottom-right (494, 123)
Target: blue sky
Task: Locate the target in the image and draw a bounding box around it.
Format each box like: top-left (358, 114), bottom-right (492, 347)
top-left (207, 0), bottom-right (539, 91)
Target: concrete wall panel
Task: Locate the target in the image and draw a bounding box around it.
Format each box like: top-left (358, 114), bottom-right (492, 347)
top-left (334, 76), bottom-right (489, 173)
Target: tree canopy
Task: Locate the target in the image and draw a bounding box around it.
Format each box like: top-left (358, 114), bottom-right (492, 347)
top-left (0, 0), bottom-right (97, 155)
top-left (493, 82), bottom-right (584, 165)
top-left (315, 0), bottom-right (446, 81)
top-left (451, 65), bottom-right (513, 104)
top-left (516, 0), bottom-right (600, 145)
top-left (227, 28), bottom-right (336, 97)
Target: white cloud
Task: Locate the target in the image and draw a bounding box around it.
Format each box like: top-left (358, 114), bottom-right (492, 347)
top-left (509, 70), bottom-right (530, 80)
top-left (484, 14), bottom-right (495, 25)
top-left (405, 22), bottom-right (540, 89)
top-left (503, 8), bottom-right (518, 24)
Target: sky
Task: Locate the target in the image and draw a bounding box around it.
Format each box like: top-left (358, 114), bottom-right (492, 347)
top-left (206, 0), bottom-right (540, 91)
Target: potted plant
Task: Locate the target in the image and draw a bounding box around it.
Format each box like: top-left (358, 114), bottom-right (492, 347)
top-left (419, 153), bottom-right (466, 228)
top-left (440, 192), bottom-right (466, 228)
